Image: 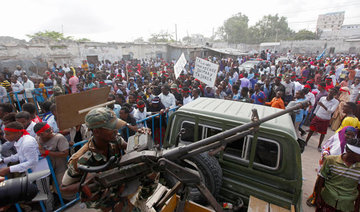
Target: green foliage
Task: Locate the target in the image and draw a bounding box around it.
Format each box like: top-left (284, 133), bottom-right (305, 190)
top-left (26, 30), bottom-right (91, 42)
top-left (292, 29), bottom-right (317, 40)
top-left (148, 31), bottom-right (174, 43)
top-left (218, 13), bottom-right (318, 44)
top-left (220, 13), bottom-right (249, 43)
top-left (76, 38), bottom-right (91, 42)
top-left (248, 14), bottom-right (294, 43)
top-left (182, 34), bottom-right (208, 44)
top-left (133, 37), bottom-right (145, 42)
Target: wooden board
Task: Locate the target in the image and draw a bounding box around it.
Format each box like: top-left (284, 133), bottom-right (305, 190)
top-left (55, 87), bottom-right (110, 131)
top-left (248, 196), bottom-right (269, 212)
top-left (161, 194), bottom-right (214, 212)
top-left (248, 196), bottom-right (291, 212)
top-left (270, 204), bottom-right (290, 212)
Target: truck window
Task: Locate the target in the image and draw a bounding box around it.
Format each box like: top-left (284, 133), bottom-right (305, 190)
top-left (223, 137), bottom-right (247, 159)
top-left (180, 121), bottom-right (203, 142)
top-left (180, 121), bottom-right (222, 143)
top-left (248, 136), bottom-right (280, 170)
top-left (205, 127), bottom-right (222, 138)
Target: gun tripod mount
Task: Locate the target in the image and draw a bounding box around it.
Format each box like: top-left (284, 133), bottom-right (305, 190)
top-left (155, 158), bottom-right (223, 212)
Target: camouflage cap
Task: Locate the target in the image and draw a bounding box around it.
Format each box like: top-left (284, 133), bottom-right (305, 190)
top-left (53, 86), bottom-right (63, 94)
top-left (85, 107), bottom-right (126, 130)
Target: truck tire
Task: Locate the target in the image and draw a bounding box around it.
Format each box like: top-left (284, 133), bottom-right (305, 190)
top-left (163, 152), bottom-right (223, 204)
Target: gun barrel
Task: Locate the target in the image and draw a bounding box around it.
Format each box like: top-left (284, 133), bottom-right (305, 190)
top-left (163, 101), bottom-right (308, 161)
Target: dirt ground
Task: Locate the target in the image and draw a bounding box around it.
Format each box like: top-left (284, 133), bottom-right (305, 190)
top-left (301, 126), bottom-right (335, 212)
top-left (65, 126), bottom-right (335, 212)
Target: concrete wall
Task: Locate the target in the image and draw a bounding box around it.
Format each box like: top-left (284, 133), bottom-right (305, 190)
top-left (0, 36), bottom-right (168, 75)
top-left (1, 36), bottom-right (359, 77)
top-left (277, 39), bottom-right (360, 55)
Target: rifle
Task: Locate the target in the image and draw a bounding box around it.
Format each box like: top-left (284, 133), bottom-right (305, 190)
top-left (77, 100), bottom-right (309, 212)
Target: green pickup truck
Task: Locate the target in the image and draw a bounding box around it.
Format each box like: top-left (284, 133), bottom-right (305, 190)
top-left (163, 98), bottom-right (302, 211)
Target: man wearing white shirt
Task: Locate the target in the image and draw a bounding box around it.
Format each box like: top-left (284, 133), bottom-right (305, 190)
top-left (232, 70), bottom-right (239, 84)
top-left (355, 64), bottom-right (360, 78)
top-left (10, 76), bottom-right (25, 110)
top-left (0, 85), bottom-right (8, 103)
top-left (299, 86), bottom-right (316, 136)
top-left (22, 75), bottom-right (35, 103)
top-left (0, 121), bottom-right (39, 176)
top-left (15, 111), bottom-right (36, 137)
top-left (305, 88), bottom-right (339, 151)
top-left (159, 85), bottom-right (176, 110)
top-left (14, 65), bottom-right (25, 83)
top-left (293, 78), bottom-right (304, 93)
top-left (270, 63), bottom-right (276, 76)
top-left (349, 77), bottom-right (360, 103)
top-left (304, 86), bottom-right (315, 107)
top-left (133, 100), bottom-right (152, 128)
top-left (63, 64), bottom-right (71, 73)
top-left (182, 87), bottom-right (193, 105)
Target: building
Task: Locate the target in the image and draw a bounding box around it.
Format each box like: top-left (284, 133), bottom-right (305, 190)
top-left (320, 24), bottom-right (360, 40)
top-left (341, 24), bottom-right (360, 39)
top-left (316, 11), bottom-right (345, 33)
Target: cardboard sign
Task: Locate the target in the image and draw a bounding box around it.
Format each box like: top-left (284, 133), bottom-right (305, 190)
top-left (174, 53), bottom-right (187, 79)
top-left (193, 57), bottom-right (219, 87)
top-left (56, 87), bottom-right (110, 131)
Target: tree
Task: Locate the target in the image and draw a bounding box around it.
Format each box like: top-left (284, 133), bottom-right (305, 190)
top-left (76, 38), bottom-right (91, 42)
top-left (27, 30), bottom-right (90, 42)
top-left (182, 34), bottom-right (208, 44)
top-left (219, 13), bottom-right (249, 43)
top-left (248, 14), bottom-right (294, 43)
top-left (293, 29), bottom-right (317, 40)
top-left (133, 37), bottom-right (145, 43)
top-left (148, 31), bottom-right (174, 43)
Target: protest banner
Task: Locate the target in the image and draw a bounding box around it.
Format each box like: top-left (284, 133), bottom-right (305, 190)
top-left (174, 53), bottom-right (187, 79)
top-left (193, 57), bottom-right (219, 87)
top-left (56, 87), bottom-right (111, 131)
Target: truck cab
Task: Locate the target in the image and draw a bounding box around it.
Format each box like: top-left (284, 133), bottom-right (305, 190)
top-left (163, 98), bottom-right (302, 211)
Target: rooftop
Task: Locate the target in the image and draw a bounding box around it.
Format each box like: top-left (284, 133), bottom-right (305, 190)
top-left (179, 98), bottom-right (297, 138)
top-left (320, 11), bottom-right (345, 16)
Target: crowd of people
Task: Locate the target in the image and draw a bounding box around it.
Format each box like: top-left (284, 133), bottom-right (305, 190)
top-left (0, 51), bottom-right (360, 211)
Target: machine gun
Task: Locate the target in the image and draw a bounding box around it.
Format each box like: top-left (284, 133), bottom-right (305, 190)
top-left (77, 101), bottom-right (309, 212)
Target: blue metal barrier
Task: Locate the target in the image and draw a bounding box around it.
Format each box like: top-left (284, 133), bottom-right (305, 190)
top-left (5, 86), bottom-right (53, 113)
top-left (133, 107), bottom-right (178, 147)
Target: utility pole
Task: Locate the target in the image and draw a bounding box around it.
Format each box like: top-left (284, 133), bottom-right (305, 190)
top-left (175, 24), bottom-right (178, 42)
top-left (61, 24), bottom-right (64, 34)
top-left (274, 28), bottom-right (279, 52)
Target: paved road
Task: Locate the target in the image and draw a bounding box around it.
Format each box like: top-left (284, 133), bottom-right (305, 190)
top-left (301, 127), bottom-right (334, 212)
top-left (66, 127), bottom-right (335, 212)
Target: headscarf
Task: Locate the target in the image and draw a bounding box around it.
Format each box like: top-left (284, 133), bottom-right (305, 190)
top-left (338, 126), bottom-right (357, 153)
top-left (339, 87), bottom-right (350, 102)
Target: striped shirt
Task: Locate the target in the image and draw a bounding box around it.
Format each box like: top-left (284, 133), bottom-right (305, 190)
top-left (1, 80), bottom-right (11, 92)
top-left (319, 155), bottom-right (360, 212)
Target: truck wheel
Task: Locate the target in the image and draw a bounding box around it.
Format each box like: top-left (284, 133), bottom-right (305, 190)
top-left (163, 152), bottom-right (223, 204)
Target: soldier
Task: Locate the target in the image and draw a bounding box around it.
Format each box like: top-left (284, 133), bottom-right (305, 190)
top-left (60, 107), bottom-right (155, 211)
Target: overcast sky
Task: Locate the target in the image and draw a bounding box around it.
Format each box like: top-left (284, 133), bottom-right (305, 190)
top-left (1, 0), bottom-right (359, 42)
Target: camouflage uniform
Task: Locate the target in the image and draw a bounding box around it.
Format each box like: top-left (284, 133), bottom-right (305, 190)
top-left (62, 108), bottom-right (131, 211)
top-left (48, 85), bottom-right (64, 103)
top-left (63, 136), bottom-right (130, 210)
top-left (62, 107), bottom-right (157, 211)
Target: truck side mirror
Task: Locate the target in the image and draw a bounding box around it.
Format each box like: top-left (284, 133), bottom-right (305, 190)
top-left (175, 128), bottom-right (186, 146)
